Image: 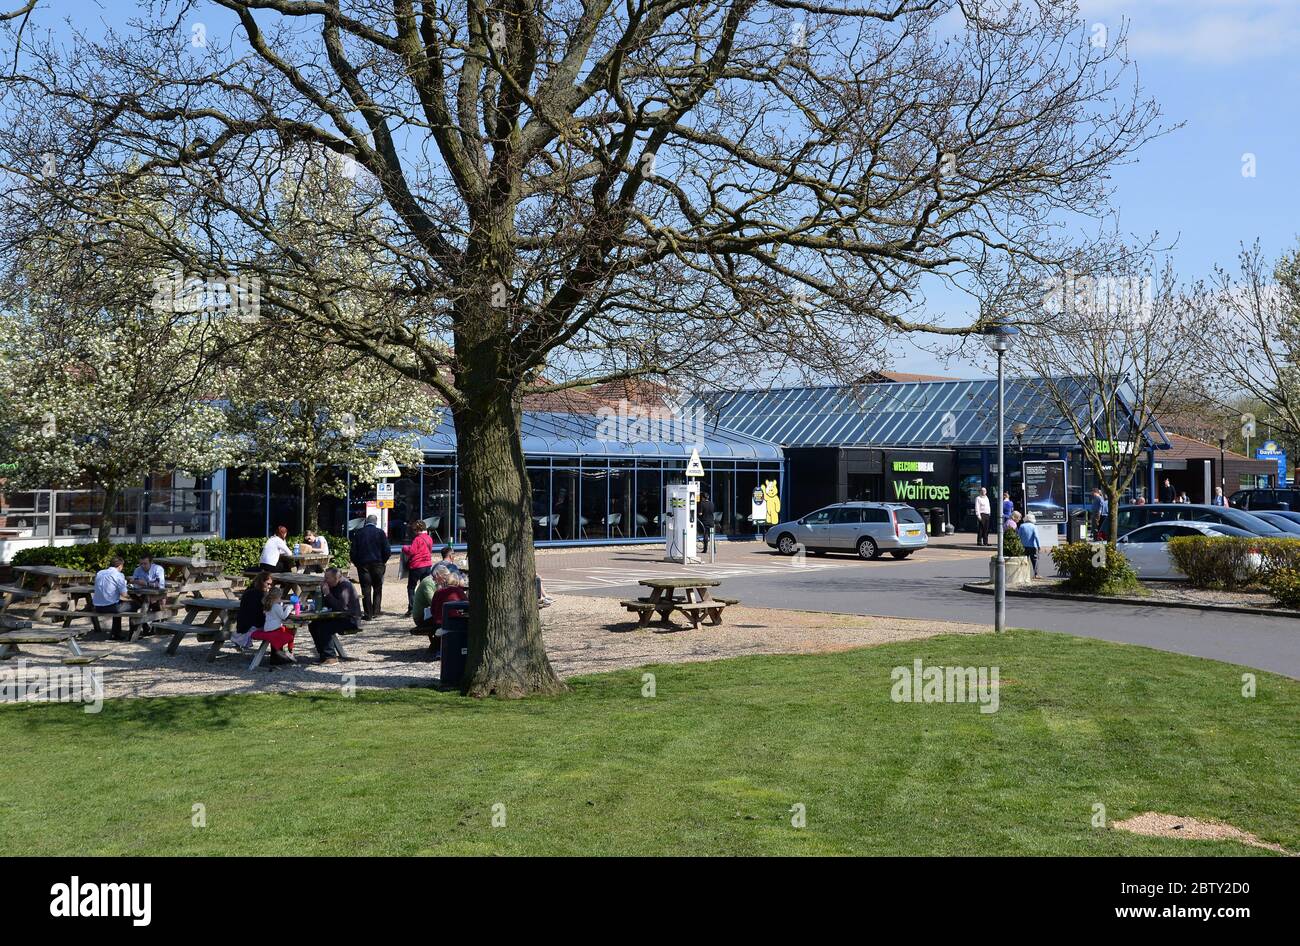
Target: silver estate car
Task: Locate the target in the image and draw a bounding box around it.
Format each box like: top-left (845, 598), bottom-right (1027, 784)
top-left (765, 502), bottom-right (929, 560)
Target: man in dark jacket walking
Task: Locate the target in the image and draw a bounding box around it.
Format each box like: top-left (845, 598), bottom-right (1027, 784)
top-left (350, 515), bottom-right (392, 619)
top-left (696, 491), bottom-right (716, 552)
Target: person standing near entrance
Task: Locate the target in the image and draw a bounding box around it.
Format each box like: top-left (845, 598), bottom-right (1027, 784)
top-left (350, 514), bottom-right (392, 620)
top-left (974, 487), bottom-right (992, 546)
top-left (1212, 486), bottom-right (1228, 507)
top-left (1159, 476), bottom-right (1176, 504)
top-left (1001, 491), bottom-right (1013, 522)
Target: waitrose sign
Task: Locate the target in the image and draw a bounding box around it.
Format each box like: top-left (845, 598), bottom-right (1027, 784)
top-left (892, 458), bottom-right (949, 499)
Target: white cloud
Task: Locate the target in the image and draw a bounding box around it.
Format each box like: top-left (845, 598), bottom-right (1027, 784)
top-left (1077, 0), bottom-right (1300, 65)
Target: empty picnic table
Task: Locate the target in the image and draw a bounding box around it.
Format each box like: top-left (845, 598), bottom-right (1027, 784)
top-left (5, 566), bottom-right (94, 622)
top-left (153, 556), bottom-right (224, 590)
top-left (157, 598), bottom-right (243, 662)
top-left (621, 577), bottom-right (735, 628)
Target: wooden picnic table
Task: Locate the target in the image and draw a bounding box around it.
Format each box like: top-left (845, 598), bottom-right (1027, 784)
top-left (289, 551), bottom-right (331, 573)
top-left (157, 598), bottom-right (243, 662)
top-left (279, 609), bottom-right (356, 662)
top-left (621, 577), bottom-right (734, 628)
top-left (270, 573), bottom-right (325, 610)
top-left (5, 565), bottom-right (94, 621)
top-left (153, 556), bottom-right (224, 588)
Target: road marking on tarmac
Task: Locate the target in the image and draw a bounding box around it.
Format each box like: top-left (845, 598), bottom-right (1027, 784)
top-left (541, 559), bottom-right (853, 592)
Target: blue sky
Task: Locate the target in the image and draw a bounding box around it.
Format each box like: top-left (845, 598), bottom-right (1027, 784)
top-left (916, 0), bottom-right (1300, 376)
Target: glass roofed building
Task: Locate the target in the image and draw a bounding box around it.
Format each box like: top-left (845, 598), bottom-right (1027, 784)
top-left (688, 378), bottom-right (1172, 533)
top-left (214, 375), bottom-right (1169, 547)
top-left (219, 408), bottom-right (784, 546)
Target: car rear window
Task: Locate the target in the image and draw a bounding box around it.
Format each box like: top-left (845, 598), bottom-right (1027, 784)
top-left (893, 507), bottom-right (925, 523)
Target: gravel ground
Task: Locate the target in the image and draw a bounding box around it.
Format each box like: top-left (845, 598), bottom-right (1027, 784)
top-left (1111, 812), bottom-right (1291, 854)
top-left (0, 579), bottom-right (988, 702)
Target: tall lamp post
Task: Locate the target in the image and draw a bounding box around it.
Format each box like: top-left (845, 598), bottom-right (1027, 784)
top-left (1218, 431), bottom-right (1227, 498)
top-left (984, 322), bottom-right (1019, 634)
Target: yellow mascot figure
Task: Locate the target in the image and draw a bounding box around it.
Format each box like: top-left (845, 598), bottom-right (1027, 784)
top-left (762, 479), bottom-right (781, 525)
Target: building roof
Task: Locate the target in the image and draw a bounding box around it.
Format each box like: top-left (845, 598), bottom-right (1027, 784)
top-left (1164, 433), bottom-right (1275, 468)
top-left (858, 370), bottom-right (954, 384)
top-left (416, 409), bottom-right (784, 460)
top-left (688, 379), bottom-right (1171, 450)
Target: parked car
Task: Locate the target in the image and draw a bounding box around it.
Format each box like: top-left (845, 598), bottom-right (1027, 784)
top-left (1116, 520), bottom-right (1261, 580)
top-left (1246, 510), bottom-right (1300, 535)
top-left (765, 502), bottom-right (928, 559)
top-left (1228, 488), bottom-right (1300, 511)
top-left (1100, 503), bottom-right (1284, 539)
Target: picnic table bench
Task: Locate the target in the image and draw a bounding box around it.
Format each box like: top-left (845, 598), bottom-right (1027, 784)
top-left (620, 577), bottom-right (734, 628)
top-left (157, 598), bottom-right (243, 662)
top-left (0, 627), bottom-right (84, 660)
top-left (6, 566), bottom-right (94, 621)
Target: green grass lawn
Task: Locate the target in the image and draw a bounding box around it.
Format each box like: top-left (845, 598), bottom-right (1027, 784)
top-left (1, 629), bottom-right (1296, 855)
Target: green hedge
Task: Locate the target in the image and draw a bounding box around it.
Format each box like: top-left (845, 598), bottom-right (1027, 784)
top-left (9, 534), bottom-right (350, 575)
top-left (1049, 541), bottom-right (1139, 595)
top-left (1166, 535), bottom-right (1300, 594)
top-left (1266, 567), bottom-right (1300, 609)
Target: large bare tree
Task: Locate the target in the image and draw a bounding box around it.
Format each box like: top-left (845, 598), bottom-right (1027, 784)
top-left (1014, 260), bottom-right (1196, 544)
top-left (0, 0), bottom-right (1162, 695)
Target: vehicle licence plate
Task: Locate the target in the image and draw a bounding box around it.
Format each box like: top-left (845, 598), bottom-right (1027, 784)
top-left (905, 528), bottom-right (922, 536)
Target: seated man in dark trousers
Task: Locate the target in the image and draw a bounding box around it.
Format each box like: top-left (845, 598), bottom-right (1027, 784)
top-left (307, 567), bottom-right (361, 665)
top-left (349, 515), bottom-right (392, 619)
top-left (91, 557), bottom-right (138, 639)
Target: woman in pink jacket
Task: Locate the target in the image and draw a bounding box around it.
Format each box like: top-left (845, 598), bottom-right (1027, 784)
top-left (402, 519), bottom-right (435, 617)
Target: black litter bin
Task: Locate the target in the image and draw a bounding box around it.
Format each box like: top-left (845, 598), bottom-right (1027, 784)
top-left (438, 601), bottom-right (470, 688)
top-left (1069, 512), bottom-right (1090, 543)
top-left (928, 506), bottom-right (945, 536)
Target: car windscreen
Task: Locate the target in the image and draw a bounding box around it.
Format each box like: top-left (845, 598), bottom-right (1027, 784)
top-left (1226, 509), bottom-right (1285, 534)
top-left (892, 507), bottom-right (925, 523)
top-left (1208, 524), bottom-right (1255, 537)
top-left (1256, 513), bottom-right (1300, 534)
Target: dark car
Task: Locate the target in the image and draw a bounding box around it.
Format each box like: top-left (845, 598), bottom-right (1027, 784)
top-left (1102, 503), bottom-right (1285, 539)
top-left (1229, 488), bottom-right (1300, 511)
top-left (1248, 511), bottom-right (1300, 535)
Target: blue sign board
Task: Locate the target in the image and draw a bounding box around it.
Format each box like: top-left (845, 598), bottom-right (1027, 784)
top-left (1257, 440), bottom-right (1287, 485)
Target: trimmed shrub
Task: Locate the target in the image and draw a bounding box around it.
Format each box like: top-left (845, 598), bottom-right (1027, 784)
top-left (9, 534), bottom-right (350, 574)
top-left (1050, 541), bottom-right (1139, 595)
top-left (1266, 567), bottom-right (1300, 610)
top-left (1001, 527), bottom-right (1025, 558)
top-left (1166, 535), bottom-right (1273, 590)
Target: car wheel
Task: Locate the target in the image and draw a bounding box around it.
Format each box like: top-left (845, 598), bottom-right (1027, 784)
top-left (777, 533), bottom-right (798, 555)
top-left (857, 537), bottom-right (880, 560)
top-left (890, 550), bottom-right (912, 560)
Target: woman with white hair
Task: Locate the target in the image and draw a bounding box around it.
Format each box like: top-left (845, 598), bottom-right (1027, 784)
top-left (1016, 512), bottom-right (1041, 577)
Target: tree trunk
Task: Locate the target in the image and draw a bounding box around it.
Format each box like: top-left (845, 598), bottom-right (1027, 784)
top-left (303, 463), bottom-right (319, 532)
top-left (454, 391), bottom-right (566, 698)
top-left (97, 482), bottom-right (118, 545)
top-left (1107, 485), bottom-right (1121, 545)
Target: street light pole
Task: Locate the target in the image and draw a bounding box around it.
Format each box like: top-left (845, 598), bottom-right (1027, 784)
top-left (984, 322), bottom-right (1019, 635)
top-left (996, 347), bottom-right (1006, 634)
top-left (1219, 432), bottom-right (1227, 498)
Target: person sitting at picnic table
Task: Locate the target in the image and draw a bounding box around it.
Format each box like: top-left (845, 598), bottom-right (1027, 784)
top-left (91, 556), bottom-right (138, 639)
top-left (300, 530), bottom-right (330, 573)
top-left (260, 524), bottom-right (294, 573)
top-left (235, 571), bottom-right (274, 640)
top-left (231, 582), bottom-right (296, 666)
top-left (307, 567), bottom-right (360, 665)
top-left (437, 545), bottom-right (464, 578)
top-left (402, 520), bottom-right (435, 617)
top-left (131, 554), bottom-right (166, 589)
top-left (414, 565), bottom-right (467, 653)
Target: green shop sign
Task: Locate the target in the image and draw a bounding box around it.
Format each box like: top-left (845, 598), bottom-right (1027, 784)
top-left (893, 479), bottom-right (950, 501)
top-left (892, 460), bottom-right (935, 473)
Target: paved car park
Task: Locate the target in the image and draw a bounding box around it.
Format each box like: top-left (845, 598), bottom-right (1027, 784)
top-left (535, 539), bottom-right (1300, 679)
